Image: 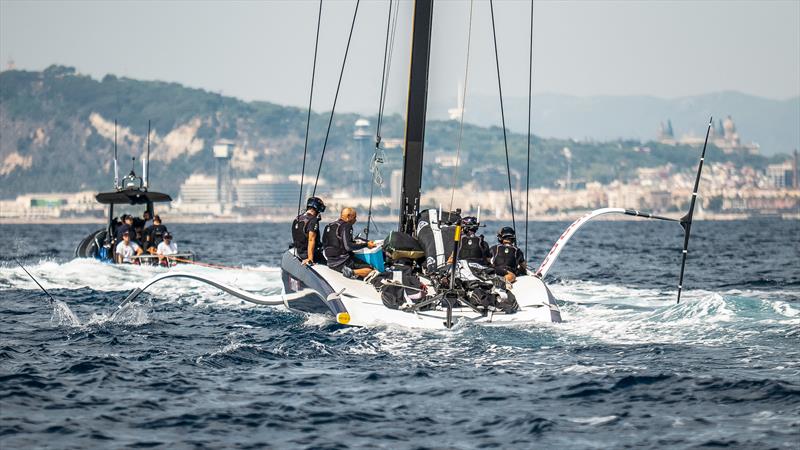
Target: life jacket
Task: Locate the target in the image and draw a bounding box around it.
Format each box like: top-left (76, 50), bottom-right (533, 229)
top-left (147, 225), bottom-right (167, 245)
top-left (292, 213), bottom-right (319, 258)
top-left (491, 243), bottom-right (521, 272)
top-left (322, 219), bottom-right (347, 260)
top-left (416, 208), bottom-right (458, 273)
top-left (458, 234), bottom-right (486, 262)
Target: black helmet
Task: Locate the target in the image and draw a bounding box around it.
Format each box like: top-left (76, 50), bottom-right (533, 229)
top-left (497, 226), bottom-right (516, 243)
top-left (461, 216), bottom-right (479, 233)
top-left (306, 197), bottom-right (326, 213)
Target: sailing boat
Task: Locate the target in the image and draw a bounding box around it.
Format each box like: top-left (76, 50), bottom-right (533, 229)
top-left (120, 0), bottom-right (709, 329)
top-left (278, 0), bottom-right (710, 329)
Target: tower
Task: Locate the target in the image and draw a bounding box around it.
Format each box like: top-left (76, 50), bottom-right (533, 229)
top-left (448, 80), bottom-right (465, 120)
top-left (213, 141), bottom-right (235, 213)
top-left (562, 147), bottom-right (572, 190)
top-left (353, 118), bottom-right (372, 197)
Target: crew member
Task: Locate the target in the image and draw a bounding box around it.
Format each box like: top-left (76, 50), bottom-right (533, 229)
top-left (115, 231), bottom-right (143, 264)
top-left (292, 197), bottom-right (326, 265)
top-left (115, 215), bottom-right (135, 242)
top-left (142, 211), bottom-right (154, 229)
top-left (322, 207), bottom-right (376, 278)
top-left (156, 232), bottom-right (178, 266)
top-left (489, 226), bottom-right (526, 283)
top-left (144, 215), bottom-right (168, 253)
top-left (455, 216), bottom-right (490, 265)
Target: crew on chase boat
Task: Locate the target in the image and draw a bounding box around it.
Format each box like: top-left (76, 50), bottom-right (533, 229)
top-left (292, 196), bottom-right (326, 265)
top-left (115, 215), bottom-right (136, 243)
top-left (156, 232), bottom-right (178, 266)
top-left (144, 215), bottom-right (168, 254)
top-left (489, 226), bottom-right (527, 283)
top-left (322, 207), bottom-right (376, 279)
top-left (116, 230), bottom-right (143, 264)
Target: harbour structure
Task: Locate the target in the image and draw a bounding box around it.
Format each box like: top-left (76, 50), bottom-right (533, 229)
top-left (352, 118), bottom-right (372, 197)
top-left (213, 140), bottom-right (235, 213)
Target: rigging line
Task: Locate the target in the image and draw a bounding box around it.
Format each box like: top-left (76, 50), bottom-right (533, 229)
top-left (366, 0), bottom-right (399, 238)
top-left (374, 0), bottom-right (394, 146)
top-left (312, 0), bottom-right (361, 197)
top-left (297, 0), bottom-right (323, 215)
top-left (14, 259), bottom-right (56, 304)
top-left (524, 0), bottom-right (533, 257)
top-left (448, 0), bottom-right (474, 214)
top-left (367, 0), bottom-right (395, 240)
top-left (489, 0), bottom-right (516, 230)
top-left (383, 0), bottom-right (401, 114)
top-left (379, 0), bottom-right (400, 132)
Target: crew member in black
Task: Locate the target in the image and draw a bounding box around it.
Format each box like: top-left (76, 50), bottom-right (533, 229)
top-left (455, 216), bottom-right (490, 265)
top-left (489, 226), bottom-right (527, 283)
top-left (115, 214), bottom-right (134, 242)
top-left (292, 197), bottom-right (326, 265)
top-left (143, 215), bottom-right (168, 254)
top-left (322, 207), bottom-right (376, 278)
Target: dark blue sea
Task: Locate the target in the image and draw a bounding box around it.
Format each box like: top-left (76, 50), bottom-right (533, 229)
top-left (1, 219), bottom-right (799, 449)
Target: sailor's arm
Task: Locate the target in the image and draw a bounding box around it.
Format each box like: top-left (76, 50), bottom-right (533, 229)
top-left (516, 249), bottom-right (527, 274)
top-left (304, 230), bottom-right (318, 264)
top-left (342, 224), bottom-right (368, 251)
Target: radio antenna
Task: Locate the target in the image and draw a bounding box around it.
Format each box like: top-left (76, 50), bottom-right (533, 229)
top-left (113, 119), bottom-right (119, 190)
top-left (144, 120), bottom-right (151, 189)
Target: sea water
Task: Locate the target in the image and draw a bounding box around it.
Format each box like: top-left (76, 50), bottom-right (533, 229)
top-left (1, 219), bottom-right (798, 448)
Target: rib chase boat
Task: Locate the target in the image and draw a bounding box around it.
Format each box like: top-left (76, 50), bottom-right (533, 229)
top-left (75, 122), bottom-right (195, 265)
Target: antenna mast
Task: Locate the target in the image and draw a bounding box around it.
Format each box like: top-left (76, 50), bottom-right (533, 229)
top-left (143, 120), bottom-right (150, 190)
top-left (113, 119), bottom-right (119, 190)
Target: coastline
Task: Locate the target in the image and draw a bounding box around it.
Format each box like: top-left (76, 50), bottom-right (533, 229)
top-left (2, 212), bottom-right (795, 225)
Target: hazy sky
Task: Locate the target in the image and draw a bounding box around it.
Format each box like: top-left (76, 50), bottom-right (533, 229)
top-left (2, 0), bottom-right (799, 117)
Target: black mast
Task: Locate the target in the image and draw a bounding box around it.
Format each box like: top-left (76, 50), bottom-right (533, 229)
top-left (399, 0), bottom-right (434, 234)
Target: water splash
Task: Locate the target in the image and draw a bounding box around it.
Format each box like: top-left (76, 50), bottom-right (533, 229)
top-left (50, 299), bottom-right (81, 327)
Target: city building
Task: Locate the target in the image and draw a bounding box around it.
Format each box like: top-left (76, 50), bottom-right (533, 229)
top-left (235, 174), bottom-right (299, 210)
top-left (0, 191), bottom-right (103, 219)
top-left (659, 115), bottom-right (760, 154)
top-left (766, 162), bottom-right (794, 188)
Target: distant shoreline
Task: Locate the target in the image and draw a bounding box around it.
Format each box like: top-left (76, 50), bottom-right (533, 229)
top-left (2, 212), bottom-right (796, 225)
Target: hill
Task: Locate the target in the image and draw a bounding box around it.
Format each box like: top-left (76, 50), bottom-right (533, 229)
top-left (0, 66), bottom-right (786, 200)
top-left (427, 92), bottom-right (800, 156)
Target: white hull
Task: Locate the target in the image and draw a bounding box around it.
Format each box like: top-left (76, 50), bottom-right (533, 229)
top-left (281, 251), bottom-right (562, 329)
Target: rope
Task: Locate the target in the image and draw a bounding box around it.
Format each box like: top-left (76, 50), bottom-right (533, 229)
top-left (297, 0), bottom-right (324, 215)
top-left (169, 256), bottom-right (275, 273)
top-left (489, 0), bottom-right (516, 230)
top-left (448, 0), bottom-right (474, 213)
top-left (367, 0), bottom-right (396, 239)
top-left (312, 0), bottom-right (361, 197)
top-left (374, 0), bottom-right (395, 148)
top-left (524, 0), bottom-right (534, 257)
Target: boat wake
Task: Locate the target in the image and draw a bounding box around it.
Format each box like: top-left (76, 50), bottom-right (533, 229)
top-left (2, 259), bottom-right (796, 347)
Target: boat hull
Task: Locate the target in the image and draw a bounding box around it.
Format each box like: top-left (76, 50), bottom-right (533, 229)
top-left (280, 250), bottom-right (562, 329)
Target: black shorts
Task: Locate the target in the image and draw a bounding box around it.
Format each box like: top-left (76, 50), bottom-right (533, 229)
top-left (331, 255), bottom-right (371, 273)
